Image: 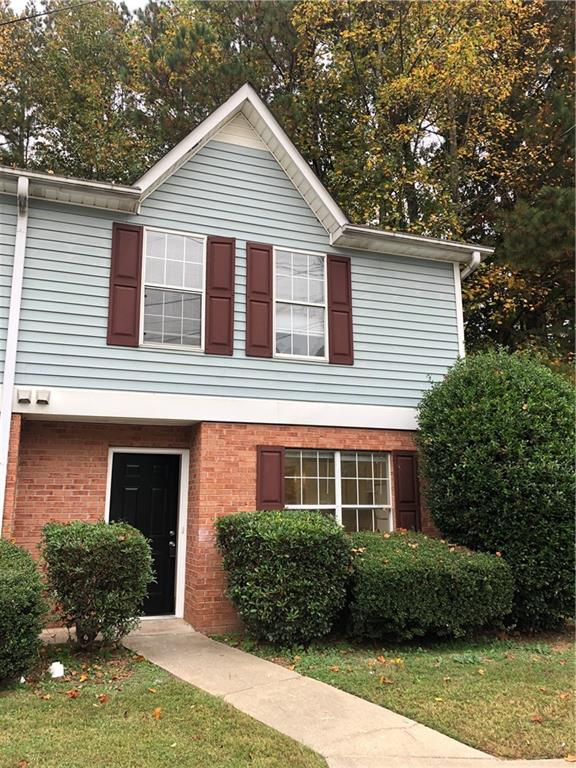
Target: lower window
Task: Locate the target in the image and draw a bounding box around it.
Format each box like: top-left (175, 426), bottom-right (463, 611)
top-left (284, 448), bottom-right (392, 533)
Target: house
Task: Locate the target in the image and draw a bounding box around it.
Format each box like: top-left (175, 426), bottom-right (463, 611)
top-left (0, 84), bottom-right (492, 631)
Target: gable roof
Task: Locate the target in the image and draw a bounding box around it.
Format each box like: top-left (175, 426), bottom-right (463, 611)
top-left (0, 83), bottom-right (493, 270)
top-left (136, 84), bottom-right (348, 236)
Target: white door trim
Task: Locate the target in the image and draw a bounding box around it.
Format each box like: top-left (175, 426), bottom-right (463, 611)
top-left (104, 447), bottom-right (189, 620)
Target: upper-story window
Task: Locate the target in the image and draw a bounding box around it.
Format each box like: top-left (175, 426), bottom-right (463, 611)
top-left (274, 248), bottom-right (327, 360)
top-left (142, 228), bottom-right (205, 349)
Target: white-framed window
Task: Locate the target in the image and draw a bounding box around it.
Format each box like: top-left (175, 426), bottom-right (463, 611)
top-left (284, 449), bottom-right (392, 533)
top-left (141, 228), bottom-right (206, 349)
top-left (274, 248), bottom-right (327, 360)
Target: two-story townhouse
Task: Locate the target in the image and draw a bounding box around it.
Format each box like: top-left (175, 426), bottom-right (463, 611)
top-left (0, 84), bottom-right (492, 631)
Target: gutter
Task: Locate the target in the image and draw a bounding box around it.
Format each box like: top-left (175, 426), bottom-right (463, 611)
top-left (331, 223), bottom-right (493, 265)
top-left (460, 250), bottom-right (482, 280)
top-left (0, 176), bottom-right (28, 535)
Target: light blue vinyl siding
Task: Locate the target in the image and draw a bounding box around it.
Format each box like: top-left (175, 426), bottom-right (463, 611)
top-left (14, 140), bottom-right (460, 407)
top-left (0, 195), bottom-right (16, 378)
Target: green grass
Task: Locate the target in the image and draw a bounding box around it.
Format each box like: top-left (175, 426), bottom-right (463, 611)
top-left (217, 630), bottom-right (575, 760)
top-left (0, 645), bottom-right (326, 768)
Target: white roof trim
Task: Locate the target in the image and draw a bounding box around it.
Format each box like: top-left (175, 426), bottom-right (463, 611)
top-left (0, 166), bottom-right (140, 213)
top-left (135, 83), bottom-right (348, 235)
top-left (331, 224), bottom-right (494, 264)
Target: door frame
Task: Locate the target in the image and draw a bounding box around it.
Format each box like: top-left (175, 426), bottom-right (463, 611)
top-left (104, 447), bottom-right (190, 619)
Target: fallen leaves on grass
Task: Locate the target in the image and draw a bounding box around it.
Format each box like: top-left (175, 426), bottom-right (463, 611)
top-left (66, 689), bottom-right (80, 699)
top-left (530, 714), bottom-right (543, 724)
top-left (97, 694), bottom-right (109, 705)
top-left (148, 688), bottom-right (156, 694)
top-left (329, 666), bottom-right (340, 673)
top-left (153, 707), bottom-right (162, 720)
top-left (379, 676), bottom-right (393, 685)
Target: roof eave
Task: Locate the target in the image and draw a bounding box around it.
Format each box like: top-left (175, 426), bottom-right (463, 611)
top-left (135, 84), bottom-right (348, 235)
top-left (331, 224), bottom-right (494, 264)
top-left (0, 167), bottom-right (141, 213)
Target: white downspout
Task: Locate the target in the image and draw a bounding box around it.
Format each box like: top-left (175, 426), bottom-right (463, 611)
top-left (460, 249), bottom-right (481, 281)
top-left (0, 176), bottom-right (29, 535)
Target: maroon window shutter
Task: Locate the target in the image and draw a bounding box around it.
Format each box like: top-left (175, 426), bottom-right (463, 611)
top-left (246, 242), bottom-right (273, 357)
top-left (256, 445), bottom-right (285, 509)
top-left (107, 222), bottom-right (143, 347)
top-left (327, 255), bottom-right (354, 365)
top-left (393, 452), bottom-right (421, 531)
top-left (205, 236), bottom-right (235, 355)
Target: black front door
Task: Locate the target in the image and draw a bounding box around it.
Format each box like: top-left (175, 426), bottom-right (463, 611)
top-left (109, 453), bottom-right (180, 616)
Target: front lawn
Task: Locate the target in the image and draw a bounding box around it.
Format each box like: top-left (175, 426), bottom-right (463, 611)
top-left (219, 630), bottom-right (575, 760)
top-left (0, 645), bottom-right (325, 768)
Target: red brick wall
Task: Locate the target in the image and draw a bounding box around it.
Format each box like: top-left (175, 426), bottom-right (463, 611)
top-left (7, 418), bottom-right (434, 634)
top-left (2, 413), bottom-right (22, 539)
top-left (183, 422), bottom-right (436, 632)
top-left (10, 420), bottom-right (192, 553)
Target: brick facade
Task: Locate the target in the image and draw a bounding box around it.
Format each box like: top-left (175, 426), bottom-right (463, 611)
top-left (5, 417), bottom-right (434, 634)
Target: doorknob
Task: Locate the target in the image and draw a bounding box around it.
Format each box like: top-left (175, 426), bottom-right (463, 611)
top-left (169, 530), bottom-right (176, 536)
top-left (168, 540), bottom-right (176, 558)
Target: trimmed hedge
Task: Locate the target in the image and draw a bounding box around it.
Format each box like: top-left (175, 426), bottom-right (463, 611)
top-left (0, 539), bottom-right (45, 681)
top-left (42, 521), bottom-right (154, 648)
top-left (417, 350), bottom-right (575, 629)
top-left (216, 510), bottom-right (352, 646)
top-left (348, 531), bottom-right (514, 641)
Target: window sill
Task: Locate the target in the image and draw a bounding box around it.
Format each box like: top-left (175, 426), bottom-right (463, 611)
top-left (273, 353), bottom-right (330, 365)
top-left (140, 342), bottom-right (205, 355)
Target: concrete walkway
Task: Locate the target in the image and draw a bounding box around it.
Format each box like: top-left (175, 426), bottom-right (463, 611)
top-left (123, 620), bottom-right (567, 768)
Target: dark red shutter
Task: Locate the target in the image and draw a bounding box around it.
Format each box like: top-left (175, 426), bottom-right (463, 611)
top-left (393, 452), bottom-right (421, 531)
top-left (256, 445), bottom-right (285, 509)
top-left (205, 236), bottom-right (235, 355)
top-left (327, 255), bottom-right (354, 365)
top-left (107, 222), bottom-right (143, 347)
top-left (246, 242), bottom-right (273, 357)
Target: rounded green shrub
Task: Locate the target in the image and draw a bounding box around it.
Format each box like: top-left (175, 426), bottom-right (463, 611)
top-left (41, 521), bottom-right (154, 648)
top-left (0, 539), bottom-right (45, 682)
top-left (417, 349), bottom-right (575, 630)
top-left (348, 531), bottom-right (514, 641)
top-left (216, 511), bottom-right (352, 646)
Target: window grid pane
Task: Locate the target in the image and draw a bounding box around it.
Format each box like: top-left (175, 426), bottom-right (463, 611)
top-left (285, 450), bottom-right (391, 534)
top-left (275, 250), bottom-right (326, 358)
top-left (144, 230), bottom-right (204, 348)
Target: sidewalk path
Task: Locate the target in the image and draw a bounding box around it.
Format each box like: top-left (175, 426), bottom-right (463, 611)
top-left (124, 620), bottom-right (567, 768)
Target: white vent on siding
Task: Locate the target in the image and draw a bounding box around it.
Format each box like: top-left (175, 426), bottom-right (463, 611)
top-left (212, 113), bottom-right (270, 151)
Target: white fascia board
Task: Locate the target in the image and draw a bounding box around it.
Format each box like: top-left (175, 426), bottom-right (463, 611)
top-left (0, 166), bottom-right (140, 213)
top-left (13, 387), bottom-right (418, 432)
top-left (331, 224), bottom-right (494, 264)
top-left (135, 83), bottom-right (348, 234)
top-left (135, 85), bottom-right (251, 198)
top-left (240, 93), bottom-right (348, 232)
